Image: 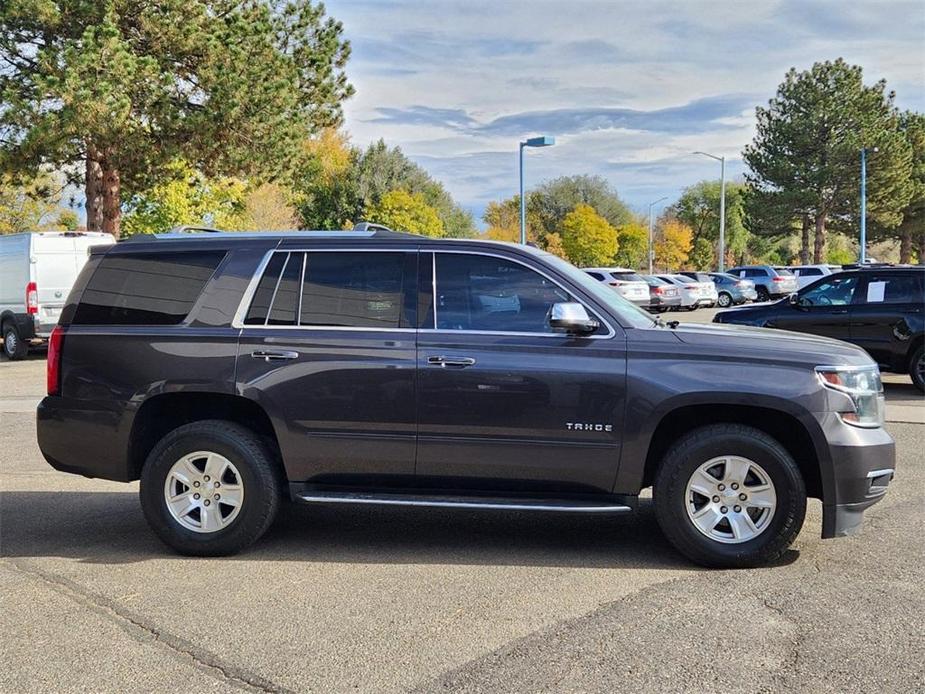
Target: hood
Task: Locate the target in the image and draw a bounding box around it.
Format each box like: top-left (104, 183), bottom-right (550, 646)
top-left (670, 322), bottom-right (875, 368)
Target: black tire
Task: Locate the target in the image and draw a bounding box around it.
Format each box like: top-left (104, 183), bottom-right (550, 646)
top-left (2, 322), bottom-right (28, 360)
top-left (140, 420), bottom-right (281, 556)
top-left (653, 424), bottom-right (806, 568)
top-left (910, 345), bottom-right (925, 393)
top-left (717, 292), bottom-right (732, 308)
top-left (756, 286), bottom-right (770, 302)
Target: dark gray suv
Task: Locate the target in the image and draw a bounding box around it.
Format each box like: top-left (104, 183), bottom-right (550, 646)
top-left (36, 230), bottom-right (895, 567)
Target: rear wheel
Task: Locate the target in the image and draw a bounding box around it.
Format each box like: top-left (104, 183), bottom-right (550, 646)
top-left (717, 292), bottom-right (732, 308)
top-left (756, 286), bottom-right (770, 302)
top-left (140, 420), bottom-right (281, 556)
top-left (654, 424), bottom-right (806, 568)
top-left (2, 322), bottom-right (28, 360)
top-left (910, 345), bottom-right (925, 393)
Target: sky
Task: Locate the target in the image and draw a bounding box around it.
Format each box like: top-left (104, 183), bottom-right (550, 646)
top-left (326, 0), bottom-right (925, 224)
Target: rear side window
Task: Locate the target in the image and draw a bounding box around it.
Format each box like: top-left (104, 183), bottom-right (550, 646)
top-left (244, 251), bottom-right (410, 329)
top-left (73, 251), bottom-right (225, 325)
top-left (862, 273), bottom-right (924, 305)
top-left (744, 269), bottom-right (767, 278)
top-left (800, 268), bottom-right (823, 277)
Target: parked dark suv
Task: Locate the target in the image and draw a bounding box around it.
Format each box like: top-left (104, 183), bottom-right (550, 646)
top-left (37, 230), bottom-right (896, 567)
top-left (715, 266), bottom-right (925, 392)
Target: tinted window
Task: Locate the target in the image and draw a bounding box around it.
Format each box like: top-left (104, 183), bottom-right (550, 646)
top-left (673, 275), bottom-right (696, 283)
top-left (435, 254), bottom-right (571, 333)
top-left (744, 268), bottom-right (767, 278)
top-left (585, 271), bottom-right (605, 280)
top-left (862, 273), bottom-right (924, 305)
top-left (610, 272), bottom-right (646, 282)
top-left (644, 275), bottom-right (669, 286)
top-left (800, 268), bottom-right (823, 276)
top-left (244, 253), bottom-right (286, 325)
top-left (300, 252), bottom-right (407, 328)
top-left (799, 276), bottom-right (859, 307)
top-left (267, 253), bottom-right (303, 326)
top-left (73, 251), bottom-right (224, 325)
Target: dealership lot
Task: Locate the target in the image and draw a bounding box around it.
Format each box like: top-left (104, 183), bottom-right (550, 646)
top-left (1, 316), bottom-right (923, 693)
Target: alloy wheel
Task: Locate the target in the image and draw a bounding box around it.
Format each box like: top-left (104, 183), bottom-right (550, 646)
top-left (685, 455), bottom-right (777, 544)
top-left (163, 451), bottom-right (244, 533)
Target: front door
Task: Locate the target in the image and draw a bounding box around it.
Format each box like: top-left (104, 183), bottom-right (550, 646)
top-left (415, 251), bottom-right (627, 495)
top-left (236, 248), bottom-right (419, 485)
top-left (768, 274), bottom-right (859, 340)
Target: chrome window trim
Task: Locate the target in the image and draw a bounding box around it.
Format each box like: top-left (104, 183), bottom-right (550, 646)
top-left (296, 252), bottom-right (307, 325)
top-left (231, 246), bottom-right (617, 339)
top-left (264, 252), bottom-right (292, 326)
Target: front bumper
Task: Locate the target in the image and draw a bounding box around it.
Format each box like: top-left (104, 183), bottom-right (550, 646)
top-left (815, 412), bottom-right (896, 538)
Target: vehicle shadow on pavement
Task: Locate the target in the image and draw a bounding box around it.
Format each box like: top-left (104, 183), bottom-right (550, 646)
top-left (0, 491), bottom-right (721, 570)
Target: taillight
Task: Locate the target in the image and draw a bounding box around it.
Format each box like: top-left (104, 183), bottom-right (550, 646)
top-left (26, 281), bottom-right (38, 314)
top-left (655, 286), bottom-right (665, 294)
top-left (772, 276), bottom-right (785, 282)
top-left (47, 326), bottom-right (64, 396)
top-left (609, 281), bottom-right (621, 287)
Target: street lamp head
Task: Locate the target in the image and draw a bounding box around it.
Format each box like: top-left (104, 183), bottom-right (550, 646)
top-left (523, 136), bottom-right (555, 148)
top-left (693, 150), bottom-right (723, 162)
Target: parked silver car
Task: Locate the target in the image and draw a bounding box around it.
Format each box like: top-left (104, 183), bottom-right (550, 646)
top-left (657, 273), bottom-right (717, 310)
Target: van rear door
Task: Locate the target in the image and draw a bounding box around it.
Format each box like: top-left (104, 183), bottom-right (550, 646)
top-left (31, 233), bottom-right (114, 334)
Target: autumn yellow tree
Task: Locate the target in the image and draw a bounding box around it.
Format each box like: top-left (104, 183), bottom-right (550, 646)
top-left (655, 219), bottom-right (694, 270)
top-left (483, 199), bottom-right (520, 242)
top-left (243, 183), bottom-right (300, 230)
top-left (560, 203), bottom-right (618, 267)
top-left (365, 189), bottom-right (443, 237)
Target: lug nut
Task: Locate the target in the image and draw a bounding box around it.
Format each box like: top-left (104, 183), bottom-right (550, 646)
top-left (734, 505), bottom-right (742, 513)
top-left (720, 506), bottom-right (728, 514)
top-left (193, 493), bottom-right (200, 500)
top-left (193, 481), bottom-right (200, 487)
top-left (712, 495), bottom-right (720, 503)
top-left (718, 484), bottom-right (726, 491)
top-left (731, 483), bottom-right (739, 490)
top-left (214, 482), bottom-right (220, 488)
top-left (739, 493), bottom-right (747, 501)
top-left (204, 475), bottom-right (210, 482)
top-left (214, 494), bottom-right (221, 500)
top-left (204, 499), bottom-right (211, 506)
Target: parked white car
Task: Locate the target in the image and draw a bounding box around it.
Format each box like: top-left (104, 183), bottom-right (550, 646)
top-left (0, 231), bottom-right (114, 359)
top-left (786, 264), bottom-right (841, 289)
top-left (657, 273), bottom-right (717, 310)
top-left (583, 267), bottom-right (651, 307)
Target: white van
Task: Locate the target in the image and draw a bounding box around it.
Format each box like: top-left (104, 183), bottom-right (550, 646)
top-left (0, 232), bottom-right (115, 359)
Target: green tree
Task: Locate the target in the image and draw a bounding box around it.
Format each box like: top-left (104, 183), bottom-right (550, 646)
top-left (122, 161), bottom-right (249, 235)
top-left (886, 112), bottom-right (925, 262)
top-left (613, 221), bottom-right (648, 269)
top-left (354, 140), bottom-right (476, 237)
top-left (1, 1), bottom-right (353, 237)
top-left (52, 209), bottom-right (80, 231)
top-left (529, 175), bottom-right (632, 245)
top-left (293, 129), bottom-right (360, 229)
top-left (687, 237), bottom-right (715, 270)
top-left (560, 203), bottom-right (618, 266)
top-left (0, 173), bottom-right (60, 234)
top-left (673, 180), bottom-right (749, 267)
top-left (365, 189), bottom-right (443, 237)
top-left (743, 59), bottom-right (913, 262)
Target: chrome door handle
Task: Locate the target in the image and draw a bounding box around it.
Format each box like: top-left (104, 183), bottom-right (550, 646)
top-left (427, 355), bottom-right (476, 368)
top-left (251, 350), bottom-right (299, 362)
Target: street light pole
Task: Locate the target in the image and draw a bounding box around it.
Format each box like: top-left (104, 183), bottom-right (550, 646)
top-left (694, 151), bottom-right (726, 271)
top-left (647, 196), bottom-right (667, 274)
top-left (860, 148), bottom-right (868, 264)
top-left (518, 136), bottom-right (555, 244)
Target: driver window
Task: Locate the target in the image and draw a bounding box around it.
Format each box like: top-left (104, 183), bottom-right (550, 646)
top-left (799, 276), bottom-right (859, 307)
top-left (434, 253), bottom-right (573, 333)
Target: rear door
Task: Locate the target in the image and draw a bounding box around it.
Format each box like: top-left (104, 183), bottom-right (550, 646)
top-left (849, 272), bottom-right (924, 369)
top-left (235, 247), bottom-right (419, 486)
top-left (415, 249), bottom-right (627, 495)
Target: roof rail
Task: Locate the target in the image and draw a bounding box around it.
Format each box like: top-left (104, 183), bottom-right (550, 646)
top-left (353, 221), bottom-right (393, 232)
top-left (169, 225), bottom-right (223, 233)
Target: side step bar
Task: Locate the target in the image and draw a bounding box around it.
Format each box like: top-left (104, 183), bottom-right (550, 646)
top-left (295, 491), bottom-right (633, 514)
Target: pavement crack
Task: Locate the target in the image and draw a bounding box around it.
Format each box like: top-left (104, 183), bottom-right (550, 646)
top-left (4, 558), bottom-right (296, 694)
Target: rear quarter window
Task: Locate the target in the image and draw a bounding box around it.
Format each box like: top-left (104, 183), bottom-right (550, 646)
top-left (72, 251), bottom-right (225, 325)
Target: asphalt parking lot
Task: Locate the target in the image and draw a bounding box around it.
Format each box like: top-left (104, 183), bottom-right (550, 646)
top-left (2, 312), bottom-right (923, 693)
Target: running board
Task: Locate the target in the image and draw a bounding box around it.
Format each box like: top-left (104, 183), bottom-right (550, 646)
top-left (295, 491), bottom-right (633, 513)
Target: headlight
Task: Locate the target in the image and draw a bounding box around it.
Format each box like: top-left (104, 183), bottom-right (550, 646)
top-left (815, 365), bottom-right (884, 428)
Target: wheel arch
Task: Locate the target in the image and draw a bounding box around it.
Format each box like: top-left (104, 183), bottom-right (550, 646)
top-left (128, 392), bottom-right (284, 482)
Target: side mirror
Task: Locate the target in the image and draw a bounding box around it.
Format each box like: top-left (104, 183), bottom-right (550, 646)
top-left (548, 302), bottom-right (599, 335)
top-left (788, 292), bottom-right (799, 305)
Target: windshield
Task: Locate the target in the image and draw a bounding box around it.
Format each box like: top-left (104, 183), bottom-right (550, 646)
top-left (644, 275), bottom-right (669, 286)
top-left (773, 267), bottom-right (795, 276)
top-left (536, 252), bottom-right (657, 328)
top-left (673, 275), bottom-right (696, 283)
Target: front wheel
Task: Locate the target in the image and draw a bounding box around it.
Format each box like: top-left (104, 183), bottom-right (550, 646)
top-left (140, 420), bottom-right (281, 556)
top-left (910, 345), bottom-right (925, 393)
top-left (654, 424), bottom-right (806, 568)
